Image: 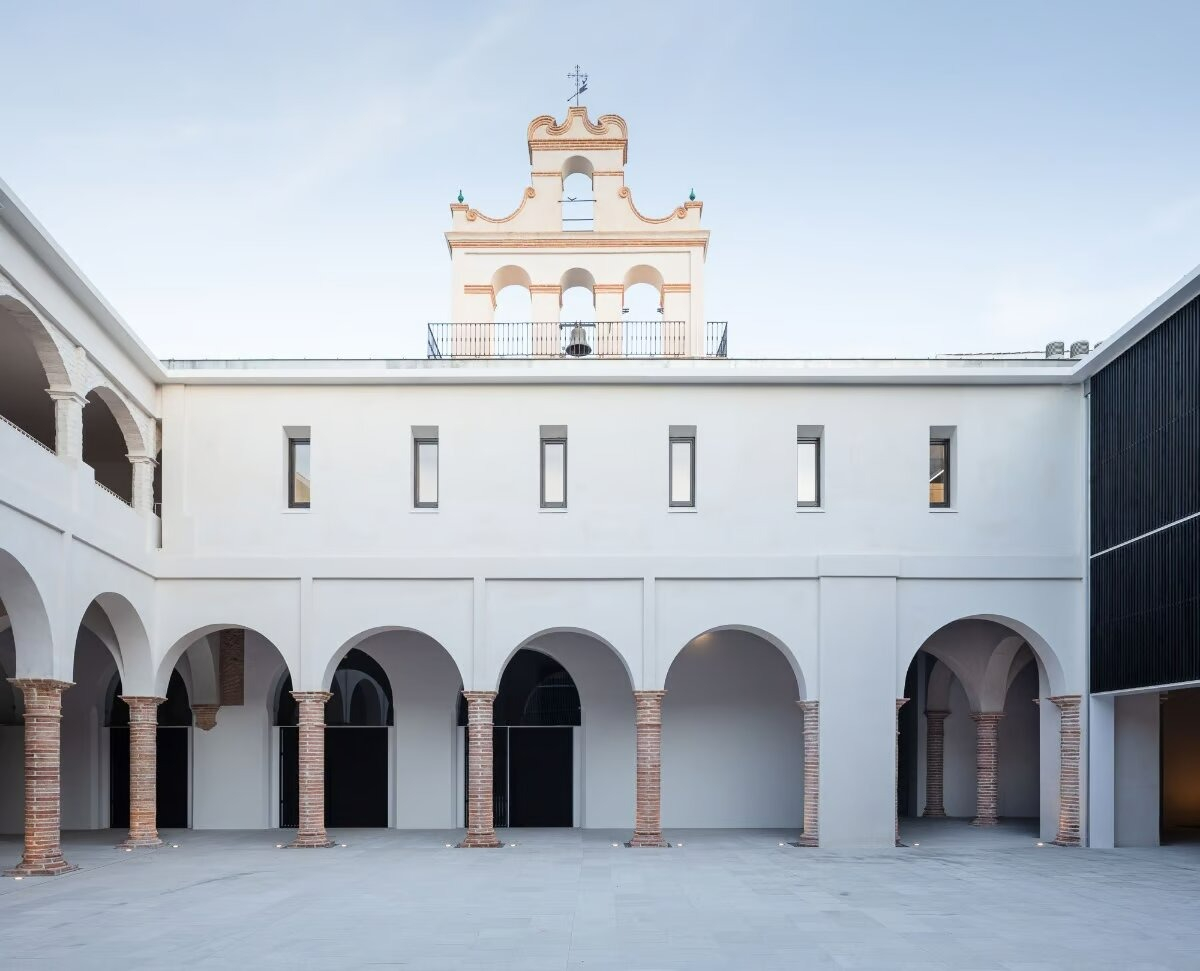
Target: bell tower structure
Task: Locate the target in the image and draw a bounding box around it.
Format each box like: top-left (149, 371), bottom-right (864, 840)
top-left (445, 107), bottom-right (711, 357)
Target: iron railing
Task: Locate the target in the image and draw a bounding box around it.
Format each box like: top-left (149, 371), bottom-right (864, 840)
top-left (427, 321), bottom-right (729, 360)
top-left (95, 480), bottom-right (132, 507)
top-left (0, 413), bottom-right (55, 454)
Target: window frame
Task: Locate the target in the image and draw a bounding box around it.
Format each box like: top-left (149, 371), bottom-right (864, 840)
top-left (540, 437), bottom-right (568, 509)
top-left (287, 437), bottom-right (311, 509)
top-left (668, 435), bottom-right (696, 508)
top-left (929, 436), bottom-right (951, 508)
top-left (797, 436), bottom-right (822, 508)
top-left (413, 437), bottom-right (439, 509)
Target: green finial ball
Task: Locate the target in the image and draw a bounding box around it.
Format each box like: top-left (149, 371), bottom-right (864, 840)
top-left (457, 189), bottom-right (464, 203)
top-left (689, 187), bottom-right (696, 202)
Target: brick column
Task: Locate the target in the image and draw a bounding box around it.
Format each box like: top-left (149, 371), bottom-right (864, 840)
top-left (287, 691), bottom-right (333, 848)
top-left (5, 679), bottom-right (76, 876)
top-left (1050, 695), bottom-right (1081, 846)
top-left (119, 696), bottom-right (165, 848)
top-left (191, 704), bottom-right (219, 731)
top-left (922, 710), bottom-right (949, 817)
top-left (629, 690), bottom-right (668, 847)
top-left (796, 700), bottom-right (819, 846)
top-left (970, 712), bottom-right (1004, 827)
top-left (459, 691), bottom-right (501, 847)
top-left (895, 698), bottom-right (908, 846)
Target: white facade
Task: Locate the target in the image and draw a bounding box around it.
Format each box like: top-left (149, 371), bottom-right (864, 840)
top-left (3, 106), bottom-right (1165, 853)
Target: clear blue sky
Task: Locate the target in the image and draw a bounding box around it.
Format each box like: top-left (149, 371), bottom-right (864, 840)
top-left (2, 0), bottom-right (1198, 359)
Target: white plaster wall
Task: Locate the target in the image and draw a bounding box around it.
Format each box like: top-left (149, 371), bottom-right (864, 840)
top-left (192, 631), bottom-right (284, 829)
top-left (0, 727), bottom-right (23, 834)
top-left (359, 631), bottom-right (461, 829)
top-left (662, 631), bottom-right (804, 828)
top-left (997, 662), bottom-right (1040, 818)
top-left (526, 631), bottom-right (635, 829)
top-left (167, 384), bottom-right (1084, 564)
top-left (819, 577), bottom-right (898, 848)
top-left (60, 629), bottom-right (117, 830)
top-left (1115, 692), bottom-right (1160, 847)
top-left (942, 678), bottom-right (976, 818)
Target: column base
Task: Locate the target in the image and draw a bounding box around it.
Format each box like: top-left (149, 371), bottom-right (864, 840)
top-left (627, 834), bottom-right (670, 848)
top-left (1052, 835), bottom-right (1081, 847)
top-left (921, 808), bottom-right (947, 818)
top-left (286, 833), bottom-right (334, 848)
top-left (790, 834), bottom-right (818, 848)
top-left (117, 835), bottom-right (163, 849)
top-left (970, 817), bottom-right (998, 827)
top-left (457, 832), bottom-right (503, 848)
top-left (5, 856), bottom-right (77, 877)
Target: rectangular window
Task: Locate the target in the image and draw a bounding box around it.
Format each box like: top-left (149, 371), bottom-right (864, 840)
top-left (669, 435), bottom-right (695, 507)
top-left (797, 436), bottom-right (821, 507)
top-left (288, 437), bottom-right (310, 508)
top-left (414, 437), bottom-right (438, 508)
top-left (929, 437), bottom-right (951, 507)
top-left (540, 437), bottom-right (567, 508)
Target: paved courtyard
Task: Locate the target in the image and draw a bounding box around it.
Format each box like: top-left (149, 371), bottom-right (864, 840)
top-left (1, 821), bottom-right (1198, 970)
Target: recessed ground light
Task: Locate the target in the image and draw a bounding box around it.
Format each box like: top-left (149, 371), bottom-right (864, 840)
top-left (612, 842), bottom-right (619, 847)
top-left (445, 843), bottom-right (452, 848)
top-left (508, 843), bottom-right (516, 847)
top-left (1036, 841), bottom-right (1044, 847)
top-left (339, 844), bottom-right (347, 848)
top-left (276, 844), bottom-right (283, 848)
top-left (13, 876), bottom-right (22, 880)
top-left (171, 844), bottom-right (179, 849)
top-left (124, 847), bottom-right (132, 852)
top-left (677, 842), bottom-right (683, 846)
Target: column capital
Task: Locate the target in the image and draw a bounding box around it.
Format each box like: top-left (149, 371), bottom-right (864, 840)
top-left (1048, 694), bottom-right (1081, 710)
top-left (924, 709), bottom-right (950, 719)
top-left (192, 703), bottom-right (220, 731)
top-left (290, 690), bottom-right (332, 704)
top-left (119, 695), bottom-right (166, 705)
top-left (633, 690), bottom-right (666, 725)
top-left (127, 453), bottom-right (158, 467)
top-left (461, 690), bottom-right (498, 702)
top-left (46, 389), bottom-right (87, 405)
top-left (796, 698), bottom-right (819, 714)
top-left (970, 710), bottom-right (1005, 723)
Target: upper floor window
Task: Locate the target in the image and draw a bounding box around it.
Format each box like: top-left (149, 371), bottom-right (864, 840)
top-left (288, 436), bottom-right (310, 509)
top-left (540, 426), bottom-right (567, 508)
top-left (929, 435), bottom-right (951, 508)
top-left (797, 431), bottom-right (822, 507)
top-left (413, 431), bottom-right (438, 508)
top-left (669, 428), bottom-right (696, 508)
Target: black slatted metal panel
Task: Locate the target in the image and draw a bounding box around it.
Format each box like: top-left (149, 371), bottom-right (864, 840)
top-left (1091, 516), bottom-right (1200, 692)
top-left (1090, 292), bottom-right (1200, 691)
top-left (1090, 295), bottom-right (1200, 553)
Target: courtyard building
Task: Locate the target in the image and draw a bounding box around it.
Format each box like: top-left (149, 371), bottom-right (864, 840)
top-left (0, 106), bottom-right (1196, 873)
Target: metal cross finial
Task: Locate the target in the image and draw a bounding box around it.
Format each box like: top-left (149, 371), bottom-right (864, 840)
top-left (568, 65), bottom-right (588, 106)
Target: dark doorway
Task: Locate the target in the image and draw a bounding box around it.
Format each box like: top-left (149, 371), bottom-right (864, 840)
top-left (480, 649), bottom-right (580, 827)
top-left (276, 649), bottom-right (392, 829)
top-left (109, 671), bottom-right (192, 829)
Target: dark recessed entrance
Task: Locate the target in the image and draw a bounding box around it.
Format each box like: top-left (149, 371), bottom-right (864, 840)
top-left (109, 671), bottom-right (191, 829)
top-left (277, 649), bottom-right (391, 829)
top-left (471, 649), bottom-right (580, 828)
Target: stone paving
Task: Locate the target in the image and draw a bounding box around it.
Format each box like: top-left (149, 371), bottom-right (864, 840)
top-left (1, 821), bottom-right (1198, 970)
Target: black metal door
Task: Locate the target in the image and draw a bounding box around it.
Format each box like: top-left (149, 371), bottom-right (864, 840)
top-left (110, 725), bottom-right (189, 828)
top-left (509, 727), bottom-right (572, 827)
top-left (157, 727), bottom-right (189, 828)
top-left (279, 726), bottom-right (299, 828)
top-left (110, 725), bottom-right (130, 828)
top-left (326, 727), bottom-right (388, 827)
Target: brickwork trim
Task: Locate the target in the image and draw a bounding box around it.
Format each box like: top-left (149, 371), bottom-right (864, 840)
top-left (795, 700), bottom-right (819, 846)
top-left (1050, 695), bottom-right (1082, 846)
top-left (922, 710), bottom-right (949, 817)
top-left (287, 691), bottom-right (334, 848)
top-left (5, 679), bottom-right (77, 876)
top-left (969, 711), bottom-right (1005, 827)
top-left (118, 696), bottom-right (165, 848)
top-left (459, 691), bottom-right (502, 848)
top-left (629, 690), bottom-right (669, 847)
top-left (191, 704), bottom-right (220, 731)
top-left (218, 629), bottom-right (245, 706)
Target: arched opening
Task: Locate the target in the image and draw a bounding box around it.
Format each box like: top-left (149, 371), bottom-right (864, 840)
top-left (0, 605), bottom-right (22, 834)
top-left (276, 648), bottom-right (393, 829)
top-left (898, 619), bottom-right (1047, 845)
top-left (559, 268), bottom-right (596, 358)
top-left (0, 299), bottom-right (56, 450)
top-left (662, 629), bottom-right (804, 828)
top-left (484, 648), bottom-right (581, 827)
top-left (561, 156), bottom-right (594, 231)
top-left (108, 670), bottom-right (192, 830)
top-left (83, 389), bottom-right (133, 503)
top-left (491, 264), bottom-right (533, 326)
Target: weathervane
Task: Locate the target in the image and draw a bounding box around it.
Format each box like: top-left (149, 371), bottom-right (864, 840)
top-left (568, 65), bottom-right (588, 106)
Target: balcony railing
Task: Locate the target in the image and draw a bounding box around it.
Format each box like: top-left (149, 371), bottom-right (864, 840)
top-left (0, 413), bottom-right (55, 454)
top-left (427, 321), bottom-right (729, 360)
